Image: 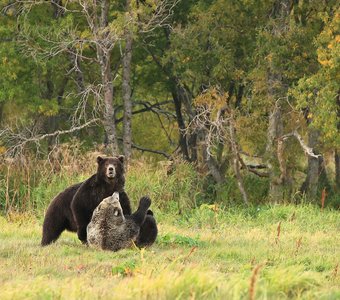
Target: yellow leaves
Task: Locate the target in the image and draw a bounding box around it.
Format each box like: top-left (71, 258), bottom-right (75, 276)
top-left (0, 146), bottom-right (6, 155)
top-left (194, 88), bottom-right (227, 111)
top-left (234, 69), bottom-right (245, 80)
top-left (79, 30), bottom-right (91, 40)
top-left (37, 101), bottom-right (59, 116)
top-left (317, 47), bottom-right (333, 68)
top-left (327, 35), bottom-right (339, 50)
top-left (315, 8), bottom-right (340, 70)
top-left (182, 57), bottom-right (191, 63)
top-left (5, 7), bottom-right (15, 17)
top-left (292, 43), bottom-right (299, 51)
top-left (266, 53), bottom-right (273, 63)
top-left (199, 203), bottom-right (219, 212)
top-left (317, 59), bottom-right (331, 66)
top-left (194, 88), bottom-right (230, 122)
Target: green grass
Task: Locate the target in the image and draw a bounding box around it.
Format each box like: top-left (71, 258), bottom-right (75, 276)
top-left (1, 204), bottom-right (339, 299)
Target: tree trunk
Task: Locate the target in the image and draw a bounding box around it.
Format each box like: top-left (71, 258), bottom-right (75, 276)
top-left (266, 100), bottom-right (285, 202)
top-left (202, 142), bottom-right (224, 184)
top-left (265, 0), bottom-right (291, 203)
top-left (300, 129), bottom-right (320, 200)
top-left (0, 102), bottom-right (4, 125)
top-left (235, 84), bottom-right (244, 109)
top-left (101, 54), bottom-right (119, 155)
top-left (335, 150), bottom-right (340, 190)
top-left (229, 112), bottom-right (248, 205)
top-left (336, 92), bottom-right (340, 190)
top-left (171, 85), bottom-right (190, 160)
top-left (96, 0), bottom-right (119, 155)
top-left (51, 0), bottom-right (64, 18)
top-left (44, 66), bottom-right (56, 151)
top-left (163, 28), bottom-right (193, 161)
top-left (122, 0), bottom-right (133, 162)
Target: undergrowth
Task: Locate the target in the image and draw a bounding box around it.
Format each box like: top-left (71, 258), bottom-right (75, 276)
top-left (1, 145), bottom-right (338, 215)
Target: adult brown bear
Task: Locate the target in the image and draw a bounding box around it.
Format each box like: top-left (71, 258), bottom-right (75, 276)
top-left (41, 155), bottom-right (131, 245)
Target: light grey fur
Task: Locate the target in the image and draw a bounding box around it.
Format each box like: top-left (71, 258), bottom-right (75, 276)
top-left (87, 192), bottom-right (140, 251)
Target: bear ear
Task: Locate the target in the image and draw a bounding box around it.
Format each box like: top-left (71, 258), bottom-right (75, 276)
top-left (97, 156), bottom-right (104, 164)
top-left (117, 155), bottom-right (125, 164)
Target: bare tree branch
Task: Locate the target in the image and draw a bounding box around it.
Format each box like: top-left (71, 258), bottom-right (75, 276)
top-left (115, 100), bottom-right (175, 123)
top-left (238, 156), bottom-right (269, 178)
top-left (281, 130), bottom-right (321, 158)
top-left (117, 137), bottom-right (171, 159)
top-left (0, 118), bottom-right (100, 157)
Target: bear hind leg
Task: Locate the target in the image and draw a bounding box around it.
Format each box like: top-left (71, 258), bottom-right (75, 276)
top-left (135, 214), bottom-right (158, 248)
top-left (41, 216), bottom-right (67, 246)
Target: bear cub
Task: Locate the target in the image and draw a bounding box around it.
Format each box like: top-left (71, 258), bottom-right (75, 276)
top-left (87, 192), bottom-right (155, 251)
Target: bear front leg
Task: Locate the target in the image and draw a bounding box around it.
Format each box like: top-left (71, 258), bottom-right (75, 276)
top-left (77, 225), bottom-right (88, 244)
top-left (119, 191), bottom-right (132, 215)
top-left (72, 208), bottom-right (91, 243)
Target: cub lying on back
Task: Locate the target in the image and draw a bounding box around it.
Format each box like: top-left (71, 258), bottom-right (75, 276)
top-left (87, 192), bottom-right (152, 251)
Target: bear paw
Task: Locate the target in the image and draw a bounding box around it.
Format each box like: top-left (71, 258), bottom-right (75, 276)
top-left (139, 196), bottom-right (151, 210)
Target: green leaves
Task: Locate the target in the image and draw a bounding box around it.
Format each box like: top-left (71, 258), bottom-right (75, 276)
top-left (290, 8), bottom-right (340, 146)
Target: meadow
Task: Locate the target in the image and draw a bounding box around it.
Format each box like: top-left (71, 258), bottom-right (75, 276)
top-left (1, 203), bottom-right (339, 299)
top-left (0, 157), bottom-right (339, 299)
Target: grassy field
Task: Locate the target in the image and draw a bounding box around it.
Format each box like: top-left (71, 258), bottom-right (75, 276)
top-left (0, 204), bottom-right (339, 300)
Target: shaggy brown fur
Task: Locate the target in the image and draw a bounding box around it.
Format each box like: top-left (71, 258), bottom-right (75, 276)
top-left (87, 193), bottom-right (152, 251)
top-left (41, 156), bottom-right (131, 246)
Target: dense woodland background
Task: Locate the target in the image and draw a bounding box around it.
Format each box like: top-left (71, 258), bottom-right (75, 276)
top-left (0, 0), bottom-right (339, 212)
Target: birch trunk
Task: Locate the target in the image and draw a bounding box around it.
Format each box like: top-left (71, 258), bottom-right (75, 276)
top-left (122, 0), bottom-right (133, 162)
top-left (202, 142), bottom-right (224, 184)
top-left (265, 0), bottom-right (291, 203)
top-left (229, 113), bottom-right (248, 205)
top-left (300, 129), bottom-right (320, 200)
top-left (101, 53), bottom-right (118, 155)
top-left (266, 100), bottom-right (285, 202)
top-left (97, 0), bottom-right (119, 155)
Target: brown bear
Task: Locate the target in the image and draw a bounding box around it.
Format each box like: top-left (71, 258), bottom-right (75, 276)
top-left (41, 155), bottom-right (131, 246)
top-left (87, 192), bottom-right (154, 251)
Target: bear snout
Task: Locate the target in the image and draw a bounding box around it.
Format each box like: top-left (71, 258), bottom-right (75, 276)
top-left (106, 164), bottom-right (116, 178)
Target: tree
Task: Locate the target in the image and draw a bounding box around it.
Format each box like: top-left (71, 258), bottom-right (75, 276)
top-left (291, 6), bottom-right (340, 199)
top-left (122, 0), bottom-right (133, 162)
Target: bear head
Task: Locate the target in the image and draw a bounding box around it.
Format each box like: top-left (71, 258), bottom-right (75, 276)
top-left (94, 192), bottom-right (125, 223)
top-left (96, 155), bottom-right (125, 185)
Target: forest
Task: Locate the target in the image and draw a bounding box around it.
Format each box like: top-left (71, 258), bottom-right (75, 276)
top-left (0, 0), bottom-right (339, 208)
top-left (0, 1), bottom-right (339, 299)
